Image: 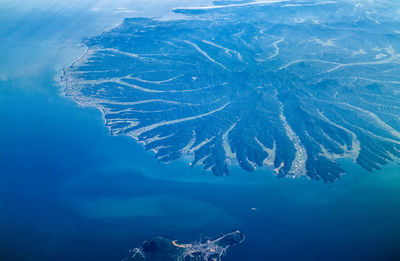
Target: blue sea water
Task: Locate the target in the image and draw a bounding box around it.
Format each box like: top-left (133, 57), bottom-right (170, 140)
top-left (1, 1), bottom-right (400, 261)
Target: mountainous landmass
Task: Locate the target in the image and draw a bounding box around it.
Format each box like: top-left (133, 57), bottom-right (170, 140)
top-left (62, 0), bottom-right (400, 181)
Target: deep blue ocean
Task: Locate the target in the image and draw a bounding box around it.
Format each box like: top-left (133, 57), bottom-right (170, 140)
top-left (1, 1), bottom-right (400, 261)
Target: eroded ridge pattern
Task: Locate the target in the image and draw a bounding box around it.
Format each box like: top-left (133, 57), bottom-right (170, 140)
top-left (62, 0), bottom-right (400, 182)
top-left (122, 231), bottom-right (245, 261)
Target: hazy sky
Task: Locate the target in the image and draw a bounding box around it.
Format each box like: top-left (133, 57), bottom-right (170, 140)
top-left (2, 0), bottom-right (213, 17)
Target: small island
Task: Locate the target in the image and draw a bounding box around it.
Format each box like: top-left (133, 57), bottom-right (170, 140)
top-left (122, 231), bottom-right (245, 261)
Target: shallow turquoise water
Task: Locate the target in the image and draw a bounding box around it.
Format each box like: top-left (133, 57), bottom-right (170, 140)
top-left (1, 1), bottom-right (400, 261)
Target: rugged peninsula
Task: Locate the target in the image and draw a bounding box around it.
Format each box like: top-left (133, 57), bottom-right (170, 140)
top-left (62, 0), bottom-right (400, 181)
